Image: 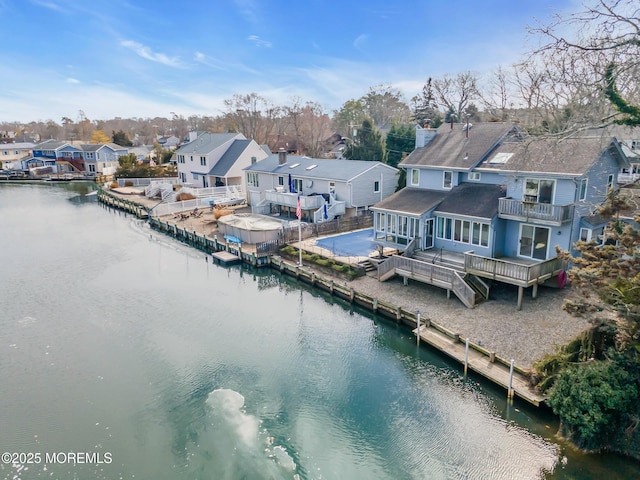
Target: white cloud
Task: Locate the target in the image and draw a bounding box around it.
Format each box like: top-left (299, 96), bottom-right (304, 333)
top-left (234, 0), bottom-right (259, 23)
top-left (29, 0), bottom-right (66, 12)
top-left (246, 35), bottom-right (272, 48)
top-left (120, 40), bottom-right (184, 68)
top-left (353, 34), bottom-right (368, 52)
top-left (66, 77), bottom-right (80, 84)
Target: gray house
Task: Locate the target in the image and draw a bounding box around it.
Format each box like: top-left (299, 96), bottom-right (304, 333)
top-left (372, 122), bottom-right (629, 308)
top-left (244, 152), bottom-right (398, 222)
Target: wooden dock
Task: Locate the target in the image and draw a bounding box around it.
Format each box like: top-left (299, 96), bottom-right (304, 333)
top-left (413, 325), bottom-right (546, 406)
top-left (211, 251), bottom-right (241, 265)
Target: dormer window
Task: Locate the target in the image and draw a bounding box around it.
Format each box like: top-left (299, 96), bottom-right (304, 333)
top-left (443, 171), bottom-right (453, 189)
top-left (411, 169), bottom-right (419, 186)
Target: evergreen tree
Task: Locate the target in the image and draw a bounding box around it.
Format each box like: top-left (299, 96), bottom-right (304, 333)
top-left (343, 119), bottom-right (385, 162)
top-left (112, 129), bottom-right (133, 147)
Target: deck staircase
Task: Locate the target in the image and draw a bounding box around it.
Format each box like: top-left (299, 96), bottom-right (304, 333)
top-left (357, 258), bottom-right (378, 276)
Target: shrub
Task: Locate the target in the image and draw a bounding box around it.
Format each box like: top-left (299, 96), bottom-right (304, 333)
top-left (547, 360), bottom-right (638, 451)
top-left (110, 181), bottom-right (118, 188)
top-left (175, 192), bottom-right (196, 201)
top-left (124, 181), bottom-right (134, 187)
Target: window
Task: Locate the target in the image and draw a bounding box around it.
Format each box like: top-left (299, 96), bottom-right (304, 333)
top-left (411, 169), bottom-right (419, 185)
top-left (468, 172), bottom-right (481, 181)
top-left (524, 178), bottom-right (554, 203)
top-left (438, 216), bottom-right (489, 246)
top-left (200, 156), bottom-right (206, 166)
top-left (278, 176), bottom-right (284, 186)
top-left (293, 178), bottom-right (303, 193)
top-left (443, 171), bottom-right (452, 189)
top-left (88, 164), bottom-right (96, 173)
top-left (607, 174), bottom-right (615, 191)
top-left (580, 227), bottom-right (604, 245)
top-left (579, 178), bottom-right (588, 201)
top-left (192, 173), bottom-right (198, 180)
top-left (329, 182), bottom-right (336, 194)
top-left (375, 212), bottom-right (386, 240)
top-left (190, 156), bottom-right (193, 162)
top-left (2, 151), bottom-right (6, 155)
top-left (374, 180), bottom-right (380, 193)
top-left (247, 172), bottom-right (259, 187)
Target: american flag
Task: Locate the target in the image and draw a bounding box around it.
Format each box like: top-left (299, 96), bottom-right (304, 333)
top-left (296, 195), bottom-right (301, 219)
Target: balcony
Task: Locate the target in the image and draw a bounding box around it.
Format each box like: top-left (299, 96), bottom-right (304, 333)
top-left (498, 198), bottom-right (573, 226)
top-left (264, 190), bottom-right (325, 210)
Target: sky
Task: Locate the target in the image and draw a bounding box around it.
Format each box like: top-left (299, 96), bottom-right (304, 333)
top-left (0, 0), bottom-right (582, 123)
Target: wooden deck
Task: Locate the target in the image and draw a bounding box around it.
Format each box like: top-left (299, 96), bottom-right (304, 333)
top-left (413, 325), bottom-right (546, 406)
top-left (211, 251), bottom-right (241, 265)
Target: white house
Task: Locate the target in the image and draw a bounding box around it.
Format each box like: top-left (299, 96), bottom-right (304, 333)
top-left (175, 132), bottom-right (269, 189)
top-left (244, 151), bottom-right (398, 222)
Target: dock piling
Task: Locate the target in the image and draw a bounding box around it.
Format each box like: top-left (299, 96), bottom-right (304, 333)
top-left (464, 338), bottom-right (469, 375)
top-left (508, 359), bottom-right (515, 398)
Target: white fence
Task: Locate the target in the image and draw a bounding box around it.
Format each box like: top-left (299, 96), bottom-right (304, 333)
top-left (118, 177), bottom-right (180, 187)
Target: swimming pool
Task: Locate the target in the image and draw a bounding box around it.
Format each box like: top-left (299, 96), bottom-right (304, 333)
top-left (315, 228), bottom-right (376, 257)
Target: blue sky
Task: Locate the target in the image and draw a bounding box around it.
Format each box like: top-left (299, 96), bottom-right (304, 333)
top-left (0, 0), bottom-right (580, 123)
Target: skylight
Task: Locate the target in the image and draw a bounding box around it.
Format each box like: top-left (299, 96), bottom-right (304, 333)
top-left (306, 164), bottom-right (318, 170)
top-left (488, 152), bottom-right (513, 164)
top-left (289, 163), bottom-right (300, 168)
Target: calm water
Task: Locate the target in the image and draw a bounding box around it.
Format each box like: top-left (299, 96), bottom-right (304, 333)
top-left (0, 183), bottom-right (638, 480)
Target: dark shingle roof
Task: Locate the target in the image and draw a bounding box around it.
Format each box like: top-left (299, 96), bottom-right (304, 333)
top-left (478, 136), bottom-right (628, 175)
top-left (400, 123), bottom-right (517, 170)
top-left (208, 139), bottom-right (251, 177)
top-left (372, 188), bottom-right (449, 216)
top-left (434, 183), bottom-right (506, 219)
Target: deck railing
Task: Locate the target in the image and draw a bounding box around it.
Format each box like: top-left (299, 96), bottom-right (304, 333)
top-left (377, 255), bottom-right (475, 308)
top-left (498, 198), bottom-right (573, 225)
top-left (464, 252), bottom-right (562, 286)
top-left (265, 191), bottom-right (325, 210)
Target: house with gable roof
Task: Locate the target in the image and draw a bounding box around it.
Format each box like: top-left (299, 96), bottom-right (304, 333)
top-left (371, 122), bottom-right (629, 308)
top-left (175, 132), bottom-right (269, 190)
top-left (31, 139), bottom-right (85, 173)
top-left (81, 143), bottom-right (129, 175)
top-left (244, 151), bottom-right (398, 222)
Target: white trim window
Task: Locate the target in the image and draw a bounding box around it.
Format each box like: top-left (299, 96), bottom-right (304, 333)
top-left (443, 171), bottom-right (453, 189)
top-left (247, 172), bottom-right (259, 187)
top-left (375, 212), bottom-right (386, 240)
top-left (607, 174), bottom-right (615, 191)
top-left (468, 172), bottom-right (481, 181)
top-left (200, 156), bottom-right (206, 166)
top-left (411, 169), bottom-right (419, 186)
top-left (524, 178), bottom-right (555, 204)
top-left (374, 180), bottom-right (380, 193)
top-left (579, 178), bottom-right (588, 201)
top-left (580, 227), bottom-right (605, 245)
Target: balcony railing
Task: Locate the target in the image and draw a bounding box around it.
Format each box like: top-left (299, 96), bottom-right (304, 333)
top-left (464, 252), bottom-right (562, 287)
top-left (264, 191), bottom-right (325, 210)
top-left (498, 198), bottom-right (573, 226)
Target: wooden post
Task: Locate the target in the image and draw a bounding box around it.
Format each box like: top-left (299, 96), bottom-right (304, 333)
top-left (508, 359), bottom-right (515, 398)
top-left (349, 288), bottom-right (355, 302)
top-left (532, 282), bottom-right (538, 299)
top-left (372, 298), bottom-right (378, 312)
top-left (517, 286), bottom-right (524, 311)
top-left (396, 306), bottom-right (401, 321)
top-left (329, 280), bottom-right (334, 293)
top-left (464, 338), bottom-right (469, 375)
top-left (447, 289), bottom-right (451, 299)
top-left (416, 312), bottom-right (421, 345)
top-left (403, 276), bottom-right (408, 286)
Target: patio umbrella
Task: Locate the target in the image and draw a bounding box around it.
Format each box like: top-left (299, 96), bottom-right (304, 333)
top-left (323, 203), bottom-right (328, 219)
top-left (288, 173), bottom-right (295, 193)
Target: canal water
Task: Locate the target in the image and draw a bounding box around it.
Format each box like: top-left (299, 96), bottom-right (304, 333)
top-left (0, 182), bottom-right (638, 480)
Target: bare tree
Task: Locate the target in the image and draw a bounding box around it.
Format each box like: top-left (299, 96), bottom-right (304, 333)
top-left (432, 71), bottom-right (479, 121)
top-left (524, 0), bottom-right (640, 129)
top-left (297, 102), bottom-right (333, 158)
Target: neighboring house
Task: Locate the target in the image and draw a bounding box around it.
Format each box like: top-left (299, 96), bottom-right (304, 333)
top-left (372, 122), bottom-right (629, 308)
top-left (32, 139), bottom-right (85, 173)
top-left (129, 145), bottom-right (154, 163)
top-left (157, 135), bottom-right (181, 149)
top-left (175, 132), bottom-right (269, 189)
top-left (81, 143), bottom-right (129, 175)
top-left (244, 151), bottom-right (399, 222)
top-left (614, 126), bottom-right (640, 184)
top-left (0, 142), bottom-right (35, 170)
